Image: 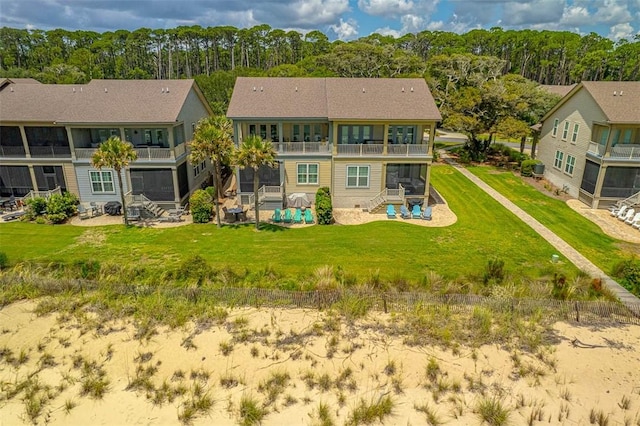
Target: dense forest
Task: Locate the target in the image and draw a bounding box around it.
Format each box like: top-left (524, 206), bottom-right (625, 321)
top-left (1, 25), bottom-right (638, 147)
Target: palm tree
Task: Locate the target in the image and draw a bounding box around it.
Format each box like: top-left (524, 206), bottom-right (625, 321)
top-left (91, 136), bottom-right (138, 225)
top-left (234, 135), bottom-right (277, 231)
top-left (188, 115), bottom-right (234, 228)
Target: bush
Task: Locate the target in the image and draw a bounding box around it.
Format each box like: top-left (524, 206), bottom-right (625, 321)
top-left (520, 159), bottom-right (541, 177)
top-left (190, 189), bottom-right (214, 223)
top-left (483, 258), bottom-right (505, 284)
top-left (0, 252), bottom-right (8, 269)
top-left (24, 197), bottom-right (47, 218)
top-left (611, 258), bottom-right (640, 296)
top-left (44, 193), bottom-right (78, 224)
top-left (315, 187), bottom-right (333, 225)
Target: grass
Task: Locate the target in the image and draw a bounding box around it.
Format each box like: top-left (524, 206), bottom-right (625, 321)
top-left (476, 396), bottom-right (511, 425)
top-left (345, 395), bottom-right (394, 426)
top-left (467, 165), bottom-right (640, 276)
top-left (0, 166), bottom-right (576, 284)
top-left (239, 394), bottom-right (267, 426)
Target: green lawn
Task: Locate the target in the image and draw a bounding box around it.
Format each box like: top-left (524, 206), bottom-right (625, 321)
top-left (467, 165), bottom-right (639, 275)
top-left (0, 165), bottom-right (575, 282)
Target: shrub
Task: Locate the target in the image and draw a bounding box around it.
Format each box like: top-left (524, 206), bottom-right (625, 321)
top-left (190, 189), bottom-right (214, 223)
top-left (520, 159), bottom-right (541, 177)
top-left (483, 258), bottom-right (505, 284)
top-left (611, 258), bottom-right (640, 296)
top-left (44, 193), bottom-right (78, 224)
top-left (24, 197), bottom-right (48, 218)
top-left (315, 187), bottom-right (333, 225)
top-left (0, 252), bottom-right (7, 269)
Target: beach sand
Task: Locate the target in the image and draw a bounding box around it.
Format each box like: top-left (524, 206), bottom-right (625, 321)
top-left (1, 301), bottom-right (639, 425)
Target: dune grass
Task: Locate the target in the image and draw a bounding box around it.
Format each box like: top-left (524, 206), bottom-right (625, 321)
top-left (0, 165), bottom-right (575, 283)
top-left (467, 165), bottom-right (639, 275)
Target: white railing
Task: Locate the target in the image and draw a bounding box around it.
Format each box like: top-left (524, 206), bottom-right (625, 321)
top-left (22, 186), bottom-right (62, 200)
top-left (367, 184), bottom-right (405, 212)
top-left (587, 142), bottom-right (606, 157)
top-left (75, 148), bottom-right (95, 159)
top-left (277, 142), bottom-right (331, 154)
top-left (611, 144), bottom-right (640, 159)
top-left (0, 145), bottom-right (26, 157)
top-left (619, 191), bottom-right (640, 208)
top-left (29, 146), bottom-right (71, 158)
top-left (134, 147), bottom-right (172, 160)
top-left (387, 144), bottom-right (429, 156)
top-left (174, 143), bottom-right (186, 158)
top-left (336, 144), bottom-right (384, 156)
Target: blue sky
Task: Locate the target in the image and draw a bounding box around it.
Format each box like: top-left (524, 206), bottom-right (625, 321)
top-left (0, 0), bottom-right (638, 41)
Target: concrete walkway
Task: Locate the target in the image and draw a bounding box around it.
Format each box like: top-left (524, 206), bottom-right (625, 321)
top-left (441, 155), bottom-right (639, 313)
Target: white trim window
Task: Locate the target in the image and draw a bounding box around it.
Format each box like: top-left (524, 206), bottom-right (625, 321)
top-left (564, 155), bottom-right (576, 175)
top-left (552, 119), bottom-right (559, 137)
top-left (89, 170), bottom-right (115, 193)
top-left (346, 165), bottom-right (369, 188)
top-left (554, 150), bottom-right (564, 169)
top-left (571, 123), bottom-right (579, 143)
top-left (297, 163), bottom-right (319, 185)
top-left (562, 121), bottom-right (570, 140)
top-left (193, 160), bottom-right (206, 177)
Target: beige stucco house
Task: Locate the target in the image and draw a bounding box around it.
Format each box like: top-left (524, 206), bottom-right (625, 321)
top-left (0, 78), bottom-right (213, 210)
top-left (226, 77), bottom-right (442, 210)
top-left (537, 81), bottom-right (640, 209)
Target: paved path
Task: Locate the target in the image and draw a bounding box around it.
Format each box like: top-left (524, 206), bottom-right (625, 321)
top-left (441, 155), bottom-right (640, 313)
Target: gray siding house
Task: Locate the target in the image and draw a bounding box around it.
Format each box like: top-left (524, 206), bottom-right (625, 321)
top-left (537, 81), bottom-right (640, 209)
top-left (0, 78), bottom-right (213, 209)
top-left (227, 77), bottom-right (442, 210)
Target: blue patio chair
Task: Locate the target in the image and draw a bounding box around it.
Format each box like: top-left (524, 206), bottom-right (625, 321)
top-left (422, 206), bottom-right (432, 220)
top-left (386, 204), bottom-right (397, 219)
top-left (293, 208), bottom-right (303, 223)
top-left (411, 204), bottom-right (421, 218)
top-left (399, 205), bottom-right (411, 219)
top-left (304, 209), bottom-right (314, 224)
top-left (271, 208), bottom-right (282, 223)
top-left (283, 209), bottom-right (293, 223)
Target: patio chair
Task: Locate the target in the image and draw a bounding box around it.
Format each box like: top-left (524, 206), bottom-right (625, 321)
top-left (77, 204), bottom-right (91, 220)
top-left (634, 221), bottom-right (640, 230)
top-left (399, 205), bottom-right (411, 219)
top-left (271, 208), bottom-right (282, 223)
top-left (90, 201), bottom-right (103, 216)
top-left (386, 204), bottom-right (397, 219)
top-left (618, 208), bottom-right (635, 222)
top-left (283, 209), bottom-right (293, 223)
top-left (222, 206), bottom-right (236, 223)
top-left (304, 209), bottom-right (314, 224)
top-left (422, 206), bottom-right (433, 220)
top-left (127, 207), bottom-right (141, 221)
top-left (625, 212), bottom-right (640, 225)
top-left (611, 205), bottom-right (628, 217)
top-left (293, 208), bottom-right (303, 224)
top-left (411, 204), bottom-right (422, 219)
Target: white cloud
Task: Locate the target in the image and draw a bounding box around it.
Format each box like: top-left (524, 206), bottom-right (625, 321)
top-left (375, 26), bottom-right (402, 37)
top-left (426, 19), bottom-right (473, 34)
top-left (502, 0), bottom-right (565, 25)
top-left (400, 14), bottom-right (425, 33)
top-left (560, 5), bottom-right (590, 26)
top-left (330, 18), bottom-right (359, 40)
top-left (291, 0), bottom-right (351, 26)
top-left (593, 0), bottom-right (632, 24)
top-left (358, 0), bottom-right (415, 16)
top-left (608, 22), bottom-right (634, 40)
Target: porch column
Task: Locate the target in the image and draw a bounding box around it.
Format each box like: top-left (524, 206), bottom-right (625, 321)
top-left (168, 126), bottom-right (176, 159)
top-left (424, 165), bottom-right (432, 199)
top-left (383, 124), bottom-right (389, 155)
top-left (278, 122), bottom-right (284, 152)
top-left (234, 122), bottom-right (242, 145)
top-left (19, 126), bottom-right (30, 158)
top-left (171, 167), bottom-right (180, 203)
top-left (66, 127), bottom-right (76, 160)
top-left (593, 164), bottom-right (607, 208)
top-left (331, 122), bottom-right (338, 155)
top-left (27, 165), bottom-right (38, 192)
top-left (428, 123), bottom-right (436, 156)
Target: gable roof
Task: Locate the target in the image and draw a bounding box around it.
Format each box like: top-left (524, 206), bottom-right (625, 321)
top-left (541, 81), bottom-right (640, 124)
top-left (0, 79), bottom-right (211, 124)
top-left (227, 77), bottom-right (442, 122)
top-left (539, 84), bottom-right (576, 98)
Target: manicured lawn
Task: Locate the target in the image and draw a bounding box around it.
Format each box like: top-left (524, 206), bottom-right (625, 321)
top-left (0, 165), bottom-right (575, 282)
top-left (467, 165), bottom-right (639, 275)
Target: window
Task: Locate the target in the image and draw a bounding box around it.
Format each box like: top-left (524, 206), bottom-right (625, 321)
top-left (564, 155), bottom-right (576, 175)
top-left (552, 119), bottom-right (559, 137)
top-left (561, 121), bottom-right (570, 140)
top-left (554, 151), bottom-right (564, 169)
top-left (193, 160), bottom-right (206, 177)
top-left (571, 124), bottom-right (579, 143)
top-left (388, 126), bottom-right (416, 144)
top-left (346, 165), bottom-right (369, 188)
top-left (89, 171), bottom-right (114, 193)
top-left (338, 126), bottom-right (374, 144)
top-left (297, 163), bottom-right (319, 184)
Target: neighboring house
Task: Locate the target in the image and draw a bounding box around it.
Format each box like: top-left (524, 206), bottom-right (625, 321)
top-left (537, 81), bottom-right (640, 209)
top-left (226, 77), bottom-right (441, 210)
top-left (0, 78), bottom-right (213, 210)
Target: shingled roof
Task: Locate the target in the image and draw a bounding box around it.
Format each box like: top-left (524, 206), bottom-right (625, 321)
top-left (539, 84), bottom-right (576, 98)
top-left (227, 77), bottom-right (442, 122)
top-left (0, 79), bottom-right (206, 124)
top-left (580, 81), bottom-right (640, 124)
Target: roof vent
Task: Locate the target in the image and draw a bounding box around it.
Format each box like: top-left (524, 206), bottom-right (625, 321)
top-left (252, 86), bottom-right (256, 91)
top-left (620, 91), bottom-right (624, 96)
top-left (161, 88), bottom-right (165, 93)
top-left (73, 87), bottom-right (76, 93)
top-left (80, 87), bottom-right (82, 92)
top-left (104, 88), bottom-right (108, 93)
top-left (166, 87), bottom-right (169, 93)
top-left (260, 86), bottom-right (263, 92)
top-left (295, 86), bottom-right (298, 92)
top-left (613, 91), bottom-right (617, 96)
top-left (10, 87), bottom-right (14, 92)
top-left (410, 87), bottom-right (414, 92)
top-left (362, 88), bottom-right (365, 93)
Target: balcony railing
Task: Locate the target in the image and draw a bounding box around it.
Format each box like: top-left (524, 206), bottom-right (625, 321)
top-left (29, 146), bottom-right (71, 158)
top-left (336, 143), bottom-right (430, 157)
top-left (0, 145), bottom-right (26, 157)
top-left (387, 144), bottom-right (429, 156)
top-left (336, 144), bottom-right (384, 156)
top-left (75, 146), bottom-right (173, 161)
top-left (588, 142), bottom-right (640, 159)
top-left (275, 141), bottom-right (331, 154)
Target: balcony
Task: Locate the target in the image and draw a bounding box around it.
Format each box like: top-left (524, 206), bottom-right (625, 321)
top-left (588, 142), bottom-right (640, 160)
top-left (335, 142), bottom-right (430, 157)
top-left (75, 146), bottom-right (175, 162)
top-left (29, 146), bottom-right (71, 158)
top-left (0, 145), bottom-right (26, 157)
top-left (274, 141), bottom-right (332, 155)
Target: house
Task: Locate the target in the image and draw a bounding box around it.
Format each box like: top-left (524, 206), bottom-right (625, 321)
top-left (537, 81), bottom-right (640, 209)
top-left (0, 78), bottom-right (213, 211)
top-left (226, 77), bottom-right (441, 210)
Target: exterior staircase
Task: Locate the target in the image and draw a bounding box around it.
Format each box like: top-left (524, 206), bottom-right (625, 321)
top-left (612, 191), bottom-right (640, 210)
top-left (125, 192), bottom-right (165, 218)
top-left (367, 184), bottom-right (405, 212)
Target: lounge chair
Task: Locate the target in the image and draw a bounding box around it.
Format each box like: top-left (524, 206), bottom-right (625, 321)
top-left (411, 204), bottom-right (422, 219)
top-left (78, 204), bottom-right (91, 220)
top-left (634, 221), bottom-right (640, 230)
top-left (293, 208), bottom-right (303, 224)
top-left (271, 208), bottom-right (282, 223)
top-left (618, 208), bottom-right (635, 222)
top-left (399, 205), bottom-right (410, 219)
top-left (283, 209), bottom-right (293, 223)
top-left (611, 205), bottom-right (628, 217)
top-left (386, 204), bottom-right (397, 219)
top-left (422, 206), bottom-right (433, 220)
top-left (625, 212), bottom-right (640, 225)
top-left (304, 209), bottom-right (314, 224)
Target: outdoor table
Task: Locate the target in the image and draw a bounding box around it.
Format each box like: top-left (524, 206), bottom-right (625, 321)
top-left (227, 206), bottom-right (244, 221)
